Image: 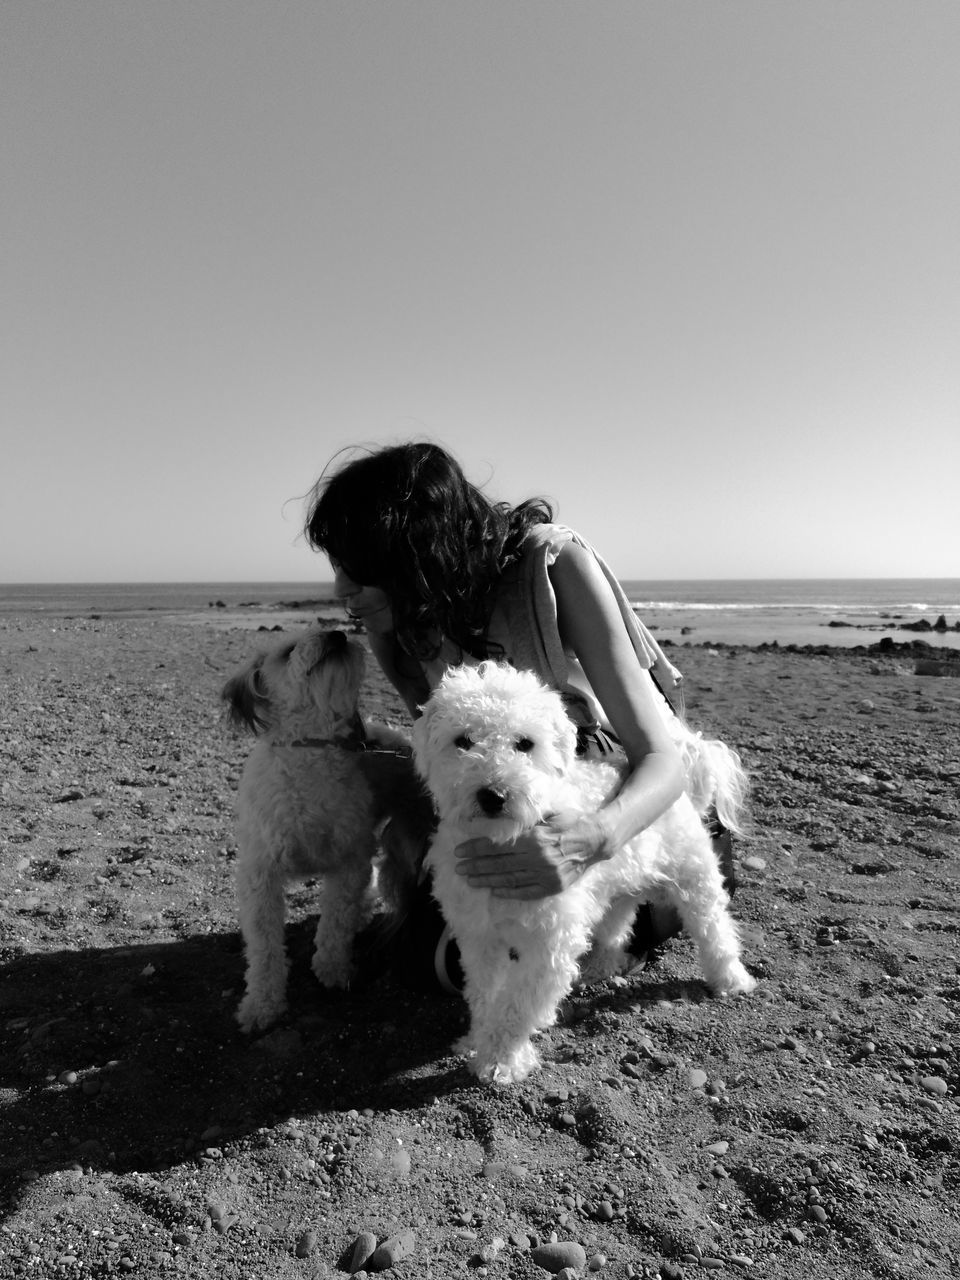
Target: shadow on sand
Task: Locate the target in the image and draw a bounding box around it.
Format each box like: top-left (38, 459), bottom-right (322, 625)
top-left (0, 921), bottom-right (467, 1217)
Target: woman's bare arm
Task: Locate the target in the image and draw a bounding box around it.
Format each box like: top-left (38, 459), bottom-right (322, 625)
top-left (454, 541), bottom-right (685, 898)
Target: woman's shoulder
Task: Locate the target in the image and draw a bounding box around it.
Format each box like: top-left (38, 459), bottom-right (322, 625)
top-left (519, 521), bottom-right (591, 562)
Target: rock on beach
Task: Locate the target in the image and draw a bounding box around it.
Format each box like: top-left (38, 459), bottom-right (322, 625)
top-left (531, 1241), bottom-right (587, 1273)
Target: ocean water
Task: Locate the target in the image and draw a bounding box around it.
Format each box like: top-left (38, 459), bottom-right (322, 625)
top-left (0, 581), bottom-right (337, 617)
top-left (2, 579), bottom-right (959, 650)
top-left (619, 578), bottom-right (960, 650)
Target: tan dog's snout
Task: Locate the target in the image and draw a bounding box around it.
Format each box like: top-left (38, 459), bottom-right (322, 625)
top-left (321, 629), bottom-right (348, 658)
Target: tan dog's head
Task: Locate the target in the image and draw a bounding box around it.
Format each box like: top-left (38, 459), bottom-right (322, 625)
top-left (413, 662), bottom-right (577, 838)
top-left (222, 627), bottom-right (366, 740)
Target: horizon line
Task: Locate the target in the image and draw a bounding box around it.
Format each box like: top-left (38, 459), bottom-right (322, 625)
top-left (4, 575), bottom-right (960, 588)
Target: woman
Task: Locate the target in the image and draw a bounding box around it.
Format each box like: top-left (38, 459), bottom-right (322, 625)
top-left (304, 441), bottom-right (726, 983)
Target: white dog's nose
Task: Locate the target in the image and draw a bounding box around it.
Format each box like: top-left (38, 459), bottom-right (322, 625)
top-left (476, 786), bottom-right (507, 816)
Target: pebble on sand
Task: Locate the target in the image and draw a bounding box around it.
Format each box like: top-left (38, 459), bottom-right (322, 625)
top-left (54, 788), bottom-right (85, 803)
top-left (742, 855), bottom-right (767, 871)
top-left (531, 1240), bottom-right (587, 1273)
top-left (346, 1231), bottom-right (378, 1273)
top-left (294, 1229), bottom-right (317, 1258)
top-left (369, 1228), bottom-right (416, 1272)
top-left (920, 1075), bottom-right (948, 1096)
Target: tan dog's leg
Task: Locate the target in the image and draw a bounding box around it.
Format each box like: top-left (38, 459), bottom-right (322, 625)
top-left (236, 842), bottom-right (289, 1033)
top-left (310, 844), bottom-right (376, 988)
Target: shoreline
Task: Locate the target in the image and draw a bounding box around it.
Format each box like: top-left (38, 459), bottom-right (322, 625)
top-left (4, 597), bottom-right (960, 659)
top-left (3, 575), bottom-right (960, 654)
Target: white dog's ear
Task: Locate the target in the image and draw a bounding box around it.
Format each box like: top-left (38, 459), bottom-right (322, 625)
top-left (222, 659), bottom-right (269, 733)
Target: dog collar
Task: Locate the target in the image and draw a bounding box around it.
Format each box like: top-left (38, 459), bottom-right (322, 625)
top-left (287, 733), bottom-right (365, 751)
top-left (287, 714), bottom-right (367, 752)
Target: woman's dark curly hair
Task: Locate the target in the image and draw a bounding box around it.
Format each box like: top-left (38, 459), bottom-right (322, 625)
top-left (304, 442), bottom-right (553, 660)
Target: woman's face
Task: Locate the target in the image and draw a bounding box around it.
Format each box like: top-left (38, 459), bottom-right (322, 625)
top-left (331, 563), bottom-right (393, 634)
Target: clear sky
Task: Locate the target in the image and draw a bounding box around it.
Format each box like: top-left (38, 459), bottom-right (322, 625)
top-left (2, 1), bottom-right (958, 584)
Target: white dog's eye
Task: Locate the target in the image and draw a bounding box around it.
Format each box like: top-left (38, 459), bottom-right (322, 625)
top-left (515, 737), bottom-right (535, 753)
top-left (454, 734), bottom-right (473, 751)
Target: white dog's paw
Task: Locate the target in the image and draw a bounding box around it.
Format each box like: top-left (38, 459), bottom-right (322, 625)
top-left (714, 963), bottom-right (757, 997)
top-left (578, 944), bottom-right (631, 987)
top-left (311, 953), bottom-right (354, 990)
top-left (236, 990), bottom-right (287, 1035)
top-left (452, 1032), bottom-right (541, 1084)
top-left (453, 1032), bottom-right (477, 1058)
top-left (471, 1041), bottom-right (541, 1086)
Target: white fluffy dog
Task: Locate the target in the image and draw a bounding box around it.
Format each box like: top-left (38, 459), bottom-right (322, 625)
top-left (223, 626), bottom-right (416, 1033)
top-left (414, 662), bottom-right (756, 1084)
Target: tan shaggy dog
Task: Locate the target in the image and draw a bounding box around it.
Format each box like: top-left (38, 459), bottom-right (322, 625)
top-left (223, 627), bottom-right (419, 1033)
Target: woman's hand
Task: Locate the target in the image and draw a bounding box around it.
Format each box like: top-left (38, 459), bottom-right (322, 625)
top-left (454, 812), bottom-right (613, 900)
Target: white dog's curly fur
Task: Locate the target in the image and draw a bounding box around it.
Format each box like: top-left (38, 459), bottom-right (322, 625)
top-left (414, 662), bottom-right (756, 1084)
top-left (223, 626), bottom-right (416, 1033)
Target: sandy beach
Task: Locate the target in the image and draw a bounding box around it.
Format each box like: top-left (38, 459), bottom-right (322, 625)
top-left (1, 607), bottom-right (959, 1279)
